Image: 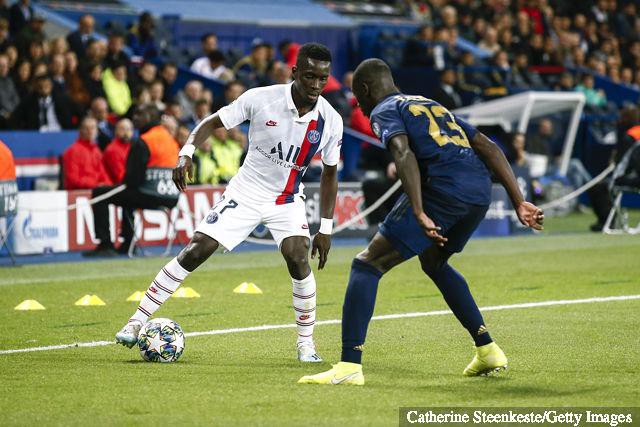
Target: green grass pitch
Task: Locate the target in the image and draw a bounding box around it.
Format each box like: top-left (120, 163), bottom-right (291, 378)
top-left (1, 215), bottom-right (639, 425)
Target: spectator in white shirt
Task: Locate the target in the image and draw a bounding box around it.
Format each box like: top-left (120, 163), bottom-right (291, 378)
top-left (190, 33), bottom-right (218, 74)
top-left (191, 50), bottom-right (234, 82)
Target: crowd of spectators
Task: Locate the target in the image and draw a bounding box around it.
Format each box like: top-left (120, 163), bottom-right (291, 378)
top-left (394, 0), bottom-right (640, 110)
top-left (0, 1), bottom-right (272, 188)
top-left (1, 0), bottom-right (639, 199)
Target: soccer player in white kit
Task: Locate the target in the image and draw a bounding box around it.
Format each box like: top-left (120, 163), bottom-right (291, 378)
top-left (115, 43), bottom-right (343, 362)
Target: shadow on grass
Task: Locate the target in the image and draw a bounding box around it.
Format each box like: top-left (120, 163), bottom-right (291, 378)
top-left (177, 312), bottom-right (218, 318)
top-left (53, 321), bottom-right (107, 329)
top-left (511, 286), bottom-right (543, 291)
top-left (433, 383), bottom-right (604, 399)
top-left (404, 294), bottom-right (441, 300)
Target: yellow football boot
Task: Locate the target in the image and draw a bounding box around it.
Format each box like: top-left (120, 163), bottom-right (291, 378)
top-left (463, 342), bottom-right (508, 376)
top-left (298, 361), bottom-right (365, 385)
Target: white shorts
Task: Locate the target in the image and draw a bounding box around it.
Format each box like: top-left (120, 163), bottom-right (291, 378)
top-left (195, 187), bottom-right (310, 251)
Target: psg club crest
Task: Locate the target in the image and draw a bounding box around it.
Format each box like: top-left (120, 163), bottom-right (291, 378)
top-left (206, 212), bottom-right (219, 224)
top-left (307, 130), bottom-right (321, 144)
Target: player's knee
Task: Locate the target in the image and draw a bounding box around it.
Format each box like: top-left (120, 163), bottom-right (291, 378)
top-left (282, 250), bottom-right (309, 271)
top-left (419, 253), bottom-right (446, 278)
top-left (177, 233), bottom-right (218, 271)
top-left (281, 238), bottom-right (310, 268)
top-left (355, 249), bottom-right (388, 274)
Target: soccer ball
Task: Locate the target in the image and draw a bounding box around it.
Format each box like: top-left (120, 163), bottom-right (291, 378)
top-left (137, 318), bottom-right (185, 362)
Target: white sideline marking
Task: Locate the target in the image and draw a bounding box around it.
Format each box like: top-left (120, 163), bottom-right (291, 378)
top-left (2, 294), bottom-right (639, 355)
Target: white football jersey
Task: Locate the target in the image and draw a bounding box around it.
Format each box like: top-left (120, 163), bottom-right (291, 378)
top-left (218, 82), bottom-right (342, 204)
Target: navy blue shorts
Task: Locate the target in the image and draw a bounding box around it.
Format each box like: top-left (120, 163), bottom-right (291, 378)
top-left (379, 189), bottom-right (489, 260)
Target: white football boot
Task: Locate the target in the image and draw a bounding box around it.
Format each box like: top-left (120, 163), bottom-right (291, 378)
top-left (297, 341), bottom-right (323, 363)
top-left (115, 320), bottom-right (143, 348)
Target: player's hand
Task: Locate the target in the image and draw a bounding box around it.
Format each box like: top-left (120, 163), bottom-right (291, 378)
top-left (311, 232), bottom-right (331, 270)
top-left (516, 201), bottom-right (544, 230)
top-left (172, 156), bottom-right (193, 192)
top-left (416, 211), bottom-right (447, 246)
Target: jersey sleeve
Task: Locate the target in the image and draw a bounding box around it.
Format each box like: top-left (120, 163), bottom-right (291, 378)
top-left (452, 114), bottom-right (478, 140)
top-left (218, 90), bottom-right (254, 130)
top-left (321, 115), bottom-right (343, 167)
top-left (369, 105), bottom-right (407, 147)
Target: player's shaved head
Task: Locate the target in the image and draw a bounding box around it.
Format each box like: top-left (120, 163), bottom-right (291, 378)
top-left (353, 58), bottom-right (392, 86)
top-left (352, 58), bottom-right (397, 117)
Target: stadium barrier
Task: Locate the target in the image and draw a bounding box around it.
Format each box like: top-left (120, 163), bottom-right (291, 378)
top-left (0, 163), bottom-right (615, 257)
top-left (1, 180), bottom-right (528, 256)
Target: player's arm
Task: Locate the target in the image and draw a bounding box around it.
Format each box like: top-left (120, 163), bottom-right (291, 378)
top-left (470, 132), bottom-right (544, 230)
top-left (173, 114), bottom-right (225, 192)
top-left (388, 134), bottom-right (447, 246)
top-left (311, 163), bottom-right (338, 269)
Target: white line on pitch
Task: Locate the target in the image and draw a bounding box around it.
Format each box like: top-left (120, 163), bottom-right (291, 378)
top-left (1, 294), bottom-right (639, 355)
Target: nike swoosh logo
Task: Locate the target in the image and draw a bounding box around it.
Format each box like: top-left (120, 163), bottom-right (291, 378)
top-left (330, 372), bottom-right (359, 384)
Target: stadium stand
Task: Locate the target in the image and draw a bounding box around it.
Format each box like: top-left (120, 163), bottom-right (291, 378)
top-left (1, 0), bottom-right (639, 258)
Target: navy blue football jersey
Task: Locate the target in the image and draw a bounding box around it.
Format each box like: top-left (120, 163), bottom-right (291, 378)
top-left (370, 93), bottom-right (491, 206)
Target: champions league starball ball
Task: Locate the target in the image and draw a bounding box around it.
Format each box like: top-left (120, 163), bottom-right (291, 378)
top-left (137, 318), bottom-right (185, 362)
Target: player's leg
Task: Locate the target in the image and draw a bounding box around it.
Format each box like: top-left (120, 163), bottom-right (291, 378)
top-left (298, 232), bottom-right (405, 384)
top-left (115, 232), bottom-right (220, 347)
top-left (117, 191), bottom-right (260, 348)
top-left (280, 235), bottom-right (322, 362)
top-left (299, 195), bottom-right (423, 385)
top-left (267, 196), bottom-right (322, 362)
top-left (419, 201), bottom-right (507, 376)
top-left (419, 245), bottom-right (492, 346)
top-left (341, 232), bottom-right (405, 361)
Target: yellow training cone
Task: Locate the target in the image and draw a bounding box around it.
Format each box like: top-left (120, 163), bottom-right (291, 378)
top-left (15, 299), bottom-right (45, 311)
top-left (233, 282), bottom-right (263, 294)
top-left (173, 287), bottom-right (200, 298)
top-left (75, 294), bottom-right (106, 306)
top-left (126, 291), bottom-right (144, 302)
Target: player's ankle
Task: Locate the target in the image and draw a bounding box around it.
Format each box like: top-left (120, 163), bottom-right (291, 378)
top-left (129, 315), bottom-right (147, 324)
top-left (341, 347), bottom-right (363, 365)
top-left (297, 337), bottom-right (314, 346)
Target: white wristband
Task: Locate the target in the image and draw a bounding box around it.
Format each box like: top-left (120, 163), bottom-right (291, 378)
top-left (319, 218), bottom-right (333, 235)
top-left (179, 144), bottom-right (196, 158)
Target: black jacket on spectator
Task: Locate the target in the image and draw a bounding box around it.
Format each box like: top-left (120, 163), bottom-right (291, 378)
top-left (84, 77), bottom-right (106, 101)
top-left (432, 84), bottom-right (463, 111)
top-left (11, 91), bottom-right (75, 130)
top-left (8, 2), bottom-right (33, 35)
top-left (511, 66), bottom-right (545, 90)
top-left (104, 50), bottom-right (130, 70)
top-left (403, 39), bottom-right (434, 67)
top-left (66, 30), bottom-right (95, 58)
top-left (96, 120), bottom-right (114, 151)
top-left (0, 76), bottom-right (20, 123)
top-left (0, 3), bottom-right (9, 22)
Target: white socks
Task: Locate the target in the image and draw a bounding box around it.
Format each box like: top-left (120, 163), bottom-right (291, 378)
top-left (129, 259), bottom-right (317, 346)
top-left (292, 272), bottom-right (317, 345)
top-left (130, 258), bottom-right (190, 324)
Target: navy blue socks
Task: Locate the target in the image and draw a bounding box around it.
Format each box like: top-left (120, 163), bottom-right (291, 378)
top-left (340, 257), bottom-right (491, 366)
top-left (341, 259), bottom-right (382, 364)
top-left (429, 263), bottom-right (492, 347)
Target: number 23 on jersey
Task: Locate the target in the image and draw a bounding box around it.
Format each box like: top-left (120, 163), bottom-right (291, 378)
top-left (406, 99), bottom-right (470, 148)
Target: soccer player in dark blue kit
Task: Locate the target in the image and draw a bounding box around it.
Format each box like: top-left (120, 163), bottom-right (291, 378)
top-left (299, 59), bottom-right (544, 385)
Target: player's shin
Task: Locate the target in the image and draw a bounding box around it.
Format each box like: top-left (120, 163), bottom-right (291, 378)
top-left (341, 259), bottom-right (383, 364)
top-left (130, 257), bottom-right (190, 323)
top-left (429, 263), bottom-right (492, 346)
top-left (293, 272), bottom-right (316, 344)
